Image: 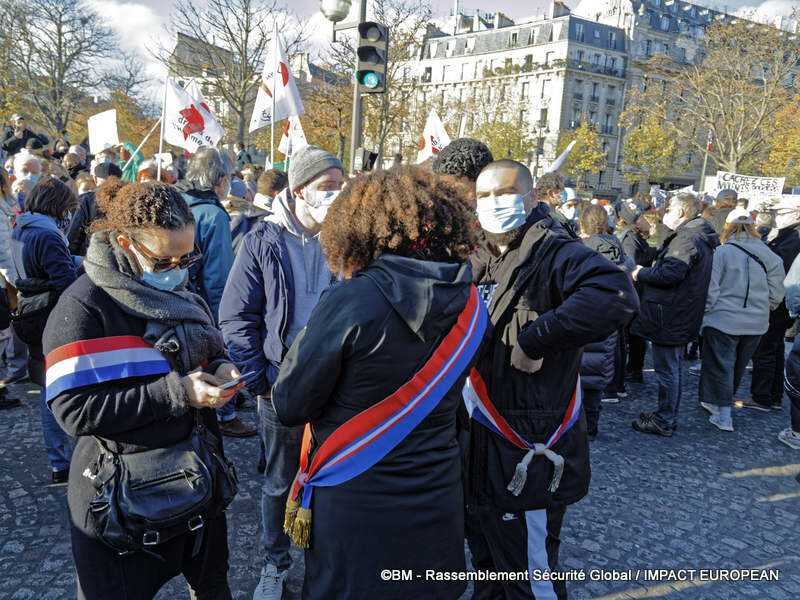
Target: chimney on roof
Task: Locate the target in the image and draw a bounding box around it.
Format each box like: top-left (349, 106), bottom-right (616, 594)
top-left (550, 0), bottom-right (571, 19)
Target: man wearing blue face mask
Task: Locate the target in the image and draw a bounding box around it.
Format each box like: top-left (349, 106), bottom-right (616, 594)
top-left (465, 160), bottom-right (639, 600)
top-left (219, 145), bottom-right (344, 600)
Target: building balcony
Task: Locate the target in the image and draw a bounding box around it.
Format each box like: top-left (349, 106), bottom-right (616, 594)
top-left (601, 125), bottom-right (615, 135)
top-left (568, 59), bottom-right (625, 78)
top-left (590, 95), bottom-right (600, 103)
top-left (573, 92), bottom-right (584, 100)
top-left (606, 98), bottom-right (616, 106)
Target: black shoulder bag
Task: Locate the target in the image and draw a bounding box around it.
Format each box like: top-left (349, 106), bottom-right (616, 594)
top-left (86, 410), bottom-right (238, 555)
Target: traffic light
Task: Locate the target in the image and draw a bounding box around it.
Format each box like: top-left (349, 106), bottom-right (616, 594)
top-left (356, 22), bottom-right (389, 94)
top-left (354, 147), bottom-right (378, 172)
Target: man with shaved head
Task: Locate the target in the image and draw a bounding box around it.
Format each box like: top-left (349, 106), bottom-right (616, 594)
top-left (463, 159), bottom-right (639, 599)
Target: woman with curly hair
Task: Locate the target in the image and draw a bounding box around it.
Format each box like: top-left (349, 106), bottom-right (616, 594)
top-left (273, 166), bottom-right (485, 599)
top-left (43, 181), bottom-right (244, 598)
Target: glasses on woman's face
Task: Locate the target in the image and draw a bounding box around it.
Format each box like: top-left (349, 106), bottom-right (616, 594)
top-left (128, 236), bottom-right (202, 273)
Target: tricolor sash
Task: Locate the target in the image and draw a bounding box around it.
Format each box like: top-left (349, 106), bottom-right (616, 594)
top-left (284, 285), bottom-right (488, 548)
top-left (45, 336), bottom-right (172, 404)
top-left (463, 368), bottom-right (582, 495)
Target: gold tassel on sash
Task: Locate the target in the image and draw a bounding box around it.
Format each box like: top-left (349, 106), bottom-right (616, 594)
top-left (283, 497), bottom-right (300, 535)
top-left (289, 507), bottom-right (312, 548)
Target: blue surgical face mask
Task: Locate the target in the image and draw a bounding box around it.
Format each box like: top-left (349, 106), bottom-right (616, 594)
top-left (476, 192), bottom-right (529, 234)
top-left (141, 268), bottom-right (187, 291)
top-left (608, 215), bottom-right (617, 229)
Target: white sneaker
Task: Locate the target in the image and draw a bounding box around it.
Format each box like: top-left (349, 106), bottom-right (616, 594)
top-left (777, 428), bottom-right (800, 450)
top-left (700, 402), bottom-right (719, 415)
top-left (253, 564), bottom-right (288, 600)
top-left (709, 413), bottom-right (734, 432)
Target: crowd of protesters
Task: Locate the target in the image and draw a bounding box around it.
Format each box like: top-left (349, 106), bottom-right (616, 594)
top-left (1, 114), bottom-right (799, 600)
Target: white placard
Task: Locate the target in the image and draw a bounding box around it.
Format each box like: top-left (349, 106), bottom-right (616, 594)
top-left (88, 110), bottom-right (119, 154)
top-left (714, 171), bottom-right (785, 203)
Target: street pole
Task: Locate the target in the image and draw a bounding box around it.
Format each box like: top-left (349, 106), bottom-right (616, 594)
top-left (699, 143), bottom-right (710, 194)
top-left (349, 0), bottom-right (367, 174)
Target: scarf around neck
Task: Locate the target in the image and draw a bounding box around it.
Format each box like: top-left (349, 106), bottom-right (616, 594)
top-left (83, 232), bottom-right (224, 374)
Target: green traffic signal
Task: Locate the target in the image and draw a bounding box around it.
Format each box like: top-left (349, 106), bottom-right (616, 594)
top-left (358, 71), bottom-right (380, 88)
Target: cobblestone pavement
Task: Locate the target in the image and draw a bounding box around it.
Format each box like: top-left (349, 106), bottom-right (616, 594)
top-left (1, 360), bottom-right (798, 599)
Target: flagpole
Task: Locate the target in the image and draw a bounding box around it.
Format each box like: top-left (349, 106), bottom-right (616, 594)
top-left (699, 130), bottom-right (711, 193)
top-left (270, 23), bottom-right (278, 170)
top-left (121, 117), bottom-right (162, 172)
top-left (157, 73), bottom-right (169, 181)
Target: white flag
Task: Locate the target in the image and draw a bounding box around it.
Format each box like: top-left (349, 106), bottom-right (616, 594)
top-left (278, 117), bottom-right (308, 157)
top-left (545, 141), bottom-right (575, 174)
top-left (416, 110), bottom-right (451, 163)
top-left (163, 77), bottom-right (224, 152)
top-left (249, 29), bottom-right (305, 132)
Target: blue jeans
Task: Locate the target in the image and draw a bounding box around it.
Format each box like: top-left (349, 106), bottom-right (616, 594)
top-left (258, 395), bottom-right (303, 571)
top-left (40, 388), bottom-right (72, 471)
top-left (652, 344), bottom-right (682, 429)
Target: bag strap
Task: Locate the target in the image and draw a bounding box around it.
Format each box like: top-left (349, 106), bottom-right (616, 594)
top-left (727, 242), bottom-right (768, 308)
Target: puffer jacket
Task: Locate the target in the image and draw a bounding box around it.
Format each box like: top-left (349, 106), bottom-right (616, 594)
top-left (578, 234), bottom-right (633, 391)
top-left (0, 195), bottom-right (17, 287)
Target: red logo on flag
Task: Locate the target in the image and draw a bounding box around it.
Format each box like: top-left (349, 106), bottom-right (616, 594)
top-left (179, 105), bottom-right (205, 140)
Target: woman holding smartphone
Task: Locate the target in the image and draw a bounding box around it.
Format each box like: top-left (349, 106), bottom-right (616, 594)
top-left (44, 181), bottom-right (243, 599)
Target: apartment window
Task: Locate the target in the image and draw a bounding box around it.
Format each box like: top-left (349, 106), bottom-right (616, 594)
top-left (541, 79), bottom-right (550, 98)
top-left (662, 42), bottom-right (670, 54)
top-left (545, 51), bottom-right (554, 66)
top-left (524, 55), bottom-right (533, 69)
top-left (593, 29), bottom-right (601, 39)
top-left (608, 57), bottom-right (616, 70)
top-left (423, 66), bottom-right (432, 82)
top-left (442, 65), bottom-right (450, 81)
top-left (591, 82), bottom-right (599, 97)
top-left (540, 108), bottom-right (548, 128)
top-left (510, 32), bottom-right (518, 46)
top-left (576, 23), bottom-right (585, 41)
top-left (645, 39), bottom-right (652, 56)
top-left (466, 37), bottom-right (476, 53)
top-left (572, 108), bottom-right (581, 122)
top-left (461, 63), bottom-right (468, 80)
top-left (604, 114), bottom-right (613, 129)
top-left (577, 50), bottom-right (584, 62)
top-left (593, 54), bottom-right (601, 65)
top-left (589, 111), bottom-right (597, 124)
top-left (661, 16), bottom-right (670, 30)
top-left (521, 81), bottom-right (530, 99)
top-left (609, 31), bottom-right (618, 48)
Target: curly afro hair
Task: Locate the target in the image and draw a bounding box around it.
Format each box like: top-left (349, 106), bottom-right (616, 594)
top-left (432, 138), bottom-right (494, 182)
top-left (321, 166), bottom-right (478, 277)
top-left (93, 181), bottom-right (194, 234)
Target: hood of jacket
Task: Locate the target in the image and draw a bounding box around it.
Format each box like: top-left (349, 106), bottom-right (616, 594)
top-left (175, 180), bottom-right (223, 208)
top-left (268, 188), bottom-right (304, 238)
top-left (16, 212), bottom-right (63, 236)
top-left (583, 233), bottom-right (625, 264)
top-left (360, 254), bottom-right (472, 342)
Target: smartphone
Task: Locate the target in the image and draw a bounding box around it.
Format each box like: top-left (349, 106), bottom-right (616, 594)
top-left (217, 370), bottom-right (256, 390)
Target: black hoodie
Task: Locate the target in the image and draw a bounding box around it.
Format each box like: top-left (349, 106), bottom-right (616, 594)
top-left (273, 254), bottom-right (473, 600)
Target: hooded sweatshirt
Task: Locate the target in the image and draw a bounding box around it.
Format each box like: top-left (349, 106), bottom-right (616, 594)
top-left (268, 189), bottom-right (331, 347)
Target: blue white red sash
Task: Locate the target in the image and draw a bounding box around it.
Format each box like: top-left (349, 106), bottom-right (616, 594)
top-left (463, 368), bottom-right (582, 494)
top-left (284, 285), bottom-right (488, 547)
top-left (45, 336), bottom-right (171, 404)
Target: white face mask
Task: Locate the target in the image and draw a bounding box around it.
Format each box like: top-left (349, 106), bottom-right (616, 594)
top-left (476, 192), bottom-right (529, 234)
top-left (306, 189), bottom-right (340, 224)
top-left (663, 207), bottom-right (682, 231)
top-left (775, 211), bottom-right (799, 230)
top-left (562, 204), bottom-right (578, 220)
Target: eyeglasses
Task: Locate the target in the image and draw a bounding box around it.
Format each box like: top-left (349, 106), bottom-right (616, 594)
top-left (128, 236), bottom-right (202, 273)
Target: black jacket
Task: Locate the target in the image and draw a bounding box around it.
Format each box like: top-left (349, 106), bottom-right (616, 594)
top-left (766, 223), bottom-right (800, 331)
top-left (468, 204), bottom-right (639, 512)
top-left (273, 255), bottom-right (472, 600)
top-left (43, 274), bottom-right (227, 542)
top-left (632, 216), bottom-right (720, 346)
top-left (579, 234), bottom-right (633, 392)
top-left (235, 150), bottom-right (252, 171)
top-left (66, 191), bottom-right (100, 256)
top-left (616, 226), bottom-right (654, 268)
top-left (1, 127), bottom-right (49, 154)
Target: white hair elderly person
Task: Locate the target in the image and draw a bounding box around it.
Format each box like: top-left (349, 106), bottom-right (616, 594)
top-left (13, 152), bottom-right (41, 183)
top-left (700, 207), bottom-right (785, 432)
top-left (176, 147), bottom-right (256, 437)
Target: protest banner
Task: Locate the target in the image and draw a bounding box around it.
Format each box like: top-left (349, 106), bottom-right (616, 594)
top-left (87, 110), bottom-right (119, 154)
top-left (714, 171), bottom-right (784, 204)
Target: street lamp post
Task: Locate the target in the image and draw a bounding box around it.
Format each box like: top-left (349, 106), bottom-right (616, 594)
top-left (321, 0), bottom-right (368, 174)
